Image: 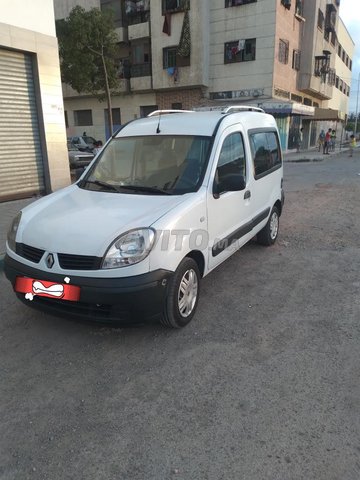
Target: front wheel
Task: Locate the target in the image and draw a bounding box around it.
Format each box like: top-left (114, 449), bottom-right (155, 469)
top-left (257, 206), bottom-right (280, 246)
top-left (161, 257), bottom-right (200, 328)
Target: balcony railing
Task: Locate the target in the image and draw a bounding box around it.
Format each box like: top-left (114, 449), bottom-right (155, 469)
top-left (130, 62), bottom-right (152, 78)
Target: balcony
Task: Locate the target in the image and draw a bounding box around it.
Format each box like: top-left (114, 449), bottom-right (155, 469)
top-left (129, 63), bottom-right (152, 91)
top-left (298, 73), bottom-right (333, 100)
top-left (128, 19), bottom-right (150, 40)
top-left (114, 26), bottom-right (127, 43)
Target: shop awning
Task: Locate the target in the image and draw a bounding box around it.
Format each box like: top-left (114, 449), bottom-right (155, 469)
top-left (259, 102), bottom-right (315, 116)
top-left (312, 107), bottom-right (346, 121)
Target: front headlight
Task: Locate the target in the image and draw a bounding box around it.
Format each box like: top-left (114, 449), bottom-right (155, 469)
top-left (7, 212), bottom-right (22, 252)
top-left (102, 228), bottom-right (155, 269)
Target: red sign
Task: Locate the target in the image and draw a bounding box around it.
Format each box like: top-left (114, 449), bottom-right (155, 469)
top-left (15, 277), bottom-right (80, 302)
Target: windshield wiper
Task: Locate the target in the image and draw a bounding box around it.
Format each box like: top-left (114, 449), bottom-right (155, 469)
top-left (81, 179), bottom-right (123, 192)
top-left (117, 185), bottom-right (173, 195)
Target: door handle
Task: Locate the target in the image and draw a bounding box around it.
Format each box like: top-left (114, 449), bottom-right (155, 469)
top-left (244, 190), bottom-right (251, 200)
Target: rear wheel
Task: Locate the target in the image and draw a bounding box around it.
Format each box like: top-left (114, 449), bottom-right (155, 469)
top-left (257, 206), bottom-right (280, 246)
top-left (161, 257), bottom-right (200, 328)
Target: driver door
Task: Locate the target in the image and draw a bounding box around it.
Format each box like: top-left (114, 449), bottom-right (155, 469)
top-left (207, 129), bottom-right (253, 271)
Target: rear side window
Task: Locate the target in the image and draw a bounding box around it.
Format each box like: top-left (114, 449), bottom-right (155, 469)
top-left (249, 131), bottom-right (281, 178)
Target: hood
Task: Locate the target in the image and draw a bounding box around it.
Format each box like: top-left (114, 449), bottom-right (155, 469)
top-left (18, 185), bottom-right (186, 256)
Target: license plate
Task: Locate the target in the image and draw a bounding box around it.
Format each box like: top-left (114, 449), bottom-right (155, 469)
top-left (15, 277), bottom-right (80, 302)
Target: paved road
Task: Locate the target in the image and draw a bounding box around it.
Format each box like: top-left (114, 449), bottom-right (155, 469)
top-left (1, 152), bottom-right (360, 480)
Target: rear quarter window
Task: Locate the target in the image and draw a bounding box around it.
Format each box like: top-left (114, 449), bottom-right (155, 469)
top-left (249, 130), bottom-right (282, 179)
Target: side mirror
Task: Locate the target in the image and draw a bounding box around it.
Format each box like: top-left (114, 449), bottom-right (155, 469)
top-left (213, 174), bottom-right (246, 198)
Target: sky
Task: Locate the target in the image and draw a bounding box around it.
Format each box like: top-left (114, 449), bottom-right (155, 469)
top-left (339, 0), bottom-right (360, 113)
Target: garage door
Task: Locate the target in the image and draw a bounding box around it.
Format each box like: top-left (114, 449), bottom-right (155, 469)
top-left (0, 48), bottom-right (45, 201)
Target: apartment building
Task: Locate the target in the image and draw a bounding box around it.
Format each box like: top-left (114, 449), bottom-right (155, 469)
top-left (55, 0), bottom-right (353, 151)
top-left (0, 0), bottom-right (70, 201)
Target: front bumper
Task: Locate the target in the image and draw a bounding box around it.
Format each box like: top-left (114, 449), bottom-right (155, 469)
top-left (4, 255), bottom-right (173, 324)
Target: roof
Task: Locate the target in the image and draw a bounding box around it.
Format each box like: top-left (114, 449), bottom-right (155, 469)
top-left (116, 110), bottom-right (278, 138)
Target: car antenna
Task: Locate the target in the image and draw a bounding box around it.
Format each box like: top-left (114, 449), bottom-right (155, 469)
top-left (156, 111), bottom-right (161, 134)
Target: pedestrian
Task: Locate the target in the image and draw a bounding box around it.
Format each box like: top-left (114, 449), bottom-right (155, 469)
top-left (349, 134), bottom-right (356, 157)
top-left (82, 131), bottom-right (87, 137)
top-left (330, 129), bottom-right (336, 151)
top-left (323, 128), bottom-right (332, 154)
top-left (93, 140), bottom-right (103, 155)
top-left (318, 129), bottom-right (325, 152)
top-left (294, 127), bottom-right (303, 152)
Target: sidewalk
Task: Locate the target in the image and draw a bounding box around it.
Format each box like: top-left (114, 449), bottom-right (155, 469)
top-left (284, 144), bottom-right (350, 162)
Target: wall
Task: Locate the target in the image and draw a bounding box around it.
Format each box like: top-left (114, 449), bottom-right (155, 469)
top-left (325, 17), bottom-right (354, 116)
top-left (0, 0), bottom-right (70, 193)
top-left (209, 0), bottom-right (276, 100)
top-left (1, 0), bottom-right (56, 36)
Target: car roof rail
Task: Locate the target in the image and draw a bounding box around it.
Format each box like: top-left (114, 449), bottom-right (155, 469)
top-left (222, 105), bottom-right (265, 114)
top-left (147, 109), bottom-right (195, 117)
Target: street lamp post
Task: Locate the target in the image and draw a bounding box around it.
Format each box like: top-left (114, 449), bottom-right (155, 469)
top-left (354, 72), bottom-right (360, 138)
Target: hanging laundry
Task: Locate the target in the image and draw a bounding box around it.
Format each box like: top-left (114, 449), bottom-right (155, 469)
top-left (136, 0), bottom-right (145, 12)
top-left (125, 0), bottom-right (136, 15)
top-left (163, 12), bottom-right (172, 36)
top-left (238, 39), bottom-right (245, 50)
top-left (177, 2), bottom-right (190, 58)
top-left (167, 67), bottom-right (175, 76)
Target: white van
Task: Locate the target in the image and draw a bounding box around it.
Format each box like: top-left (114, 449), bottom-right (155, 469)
top-left (5, 107), bottom-right (284, 328)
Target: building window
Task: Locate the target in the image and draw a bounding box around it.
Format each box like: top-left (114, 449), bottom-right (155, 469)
top-left (313, 102), bottom-right (319, 107)
top-left (163, 46), bottom-right (190, 68)
top-left (317, 9), bottom-right (324, 30)
top-left (291, 93), bottom-right (302, 103)
top-left (225, 0), bottom-right (257, 7)
top-left (350, 60), bottom-right (352, 71)
top-left (314, 55), bottom-right (330, 79)
top-left (280, 0), bottom-right (291, 10)
top-left (303, 98), bottom-right (312, 106)
top-left (295, 0), bottom-right (304, 17)
top-left (224, 38), bottom-right (256, 64)
top-left (292, 49), bottom-right (301, 70)
top-left (335, 76), bottom-right (339, 89)
top-left (337, 45), bottom-right (342, 57)
top-left (162, 0), bottom-right (187, 14)
top-left (105, 108), bottom-right (121, 126)
top-left (64, 111), bottom-right (68, 128)
top-left (74, 110), bottom-right (93, 127)
top-left (172, 103), bottom-right (183, 109)
top-left (328, 68), bottom-right (336, 86)
top-left (279, 39), bottom-right (289, 64)
top-left (140, 105), bottom-right (158, 117)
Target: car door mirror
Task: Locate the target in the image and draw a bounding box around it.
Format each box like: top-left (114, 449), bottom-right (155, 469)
top-left (213, 174), bottom-right (246, 198)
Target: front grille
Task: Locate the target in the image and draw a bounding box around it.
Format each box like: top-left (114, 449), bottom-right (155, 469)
top-left (27, 296), bottom-right (134, 324)
top-left (16, 243), bottom-right (45, 263)
top-left (57, 253), bottom-right (102, 270)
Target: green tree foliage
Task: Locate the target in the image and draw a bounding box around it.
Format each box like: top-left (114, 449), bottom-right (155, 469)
top-left (56, 6), bottom-right (119, 134)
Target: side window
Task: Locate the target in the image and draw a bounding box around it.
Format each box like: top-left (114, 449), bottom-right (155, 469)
top-left (216, 132), bottom-right (246, 192)
top-left (250, 131), bottom-right (281, 178)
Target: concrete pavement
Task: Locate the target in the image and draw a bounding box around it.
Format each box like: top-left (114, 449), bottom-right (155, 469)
top-left (0, 144), bottom-right (352, 263)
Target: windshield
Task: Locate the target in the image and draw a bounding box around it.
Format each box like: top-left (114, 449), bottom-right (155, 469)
top-left (79, 135), bottom-right (212, 195)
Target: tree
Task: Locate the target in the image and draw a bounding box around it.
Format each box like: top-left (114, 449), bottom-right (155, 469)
top-left (56, 6), bottom-right (119, 135)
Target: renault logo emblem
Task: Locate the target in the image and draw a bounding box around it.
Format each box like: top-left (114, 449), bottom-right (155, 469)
top-left (46, 253), bottom-right (54, 269)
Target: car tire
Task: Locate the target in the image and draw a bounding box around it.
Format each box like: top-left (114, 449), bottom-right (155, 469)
top-left (257, 206), bottom-right (280, 246)
top-left (161, 257), bottom-right (201, 328)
